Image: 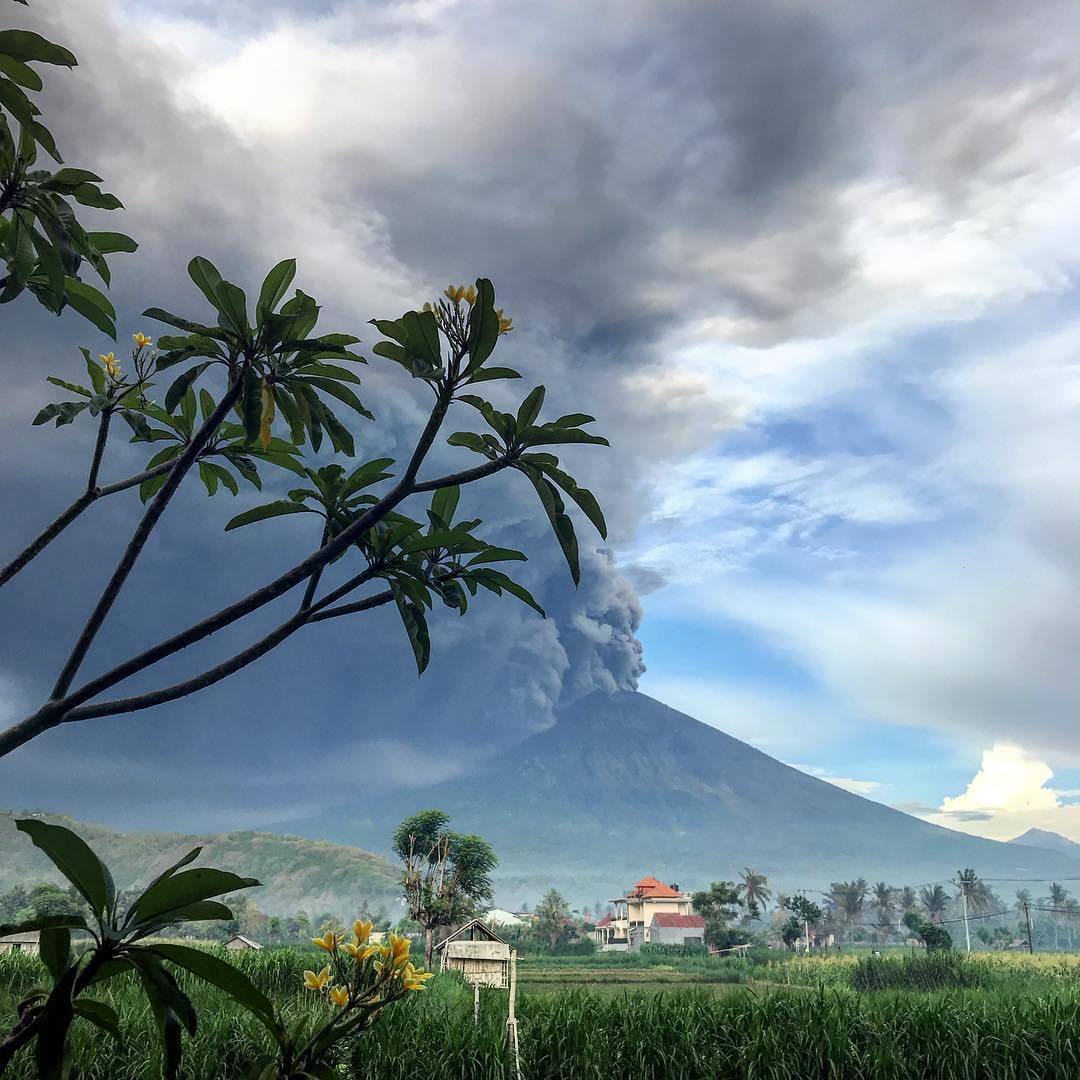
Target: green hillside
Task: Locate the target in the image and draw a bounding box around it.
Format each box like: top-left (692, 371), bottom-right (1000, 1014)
top-left (0, 811), bottom-right (401, 917)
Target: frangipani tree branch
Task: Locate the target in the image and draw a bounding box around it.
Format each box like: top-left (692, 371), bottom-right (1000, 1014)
top-left (61, 589), bottom-right (394, 723)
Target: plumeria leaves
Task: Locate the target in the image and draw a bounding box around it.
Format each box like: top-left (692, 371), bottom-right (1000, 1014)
top-left (0, 22), bottom-right (135, 327)
top-left (8, 818), bottom-right (266, 1080)
top-left (141, 258), bottom-right (369, 457)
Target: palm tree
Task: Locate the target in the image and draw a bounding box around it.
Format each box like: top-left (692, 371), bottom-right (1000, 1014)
top-left (830, 879), bottom-right (869, 938)
top-left (900, 886), bottom-right (917, 913)
top-left (1014, 888), bottom-right (1032, 914)
top-left (872, 882), bottom-right (896, 939)
top-left (920, 884), bottom-right (949, 923)
top-left (738, 868), bottom-right (772, 919)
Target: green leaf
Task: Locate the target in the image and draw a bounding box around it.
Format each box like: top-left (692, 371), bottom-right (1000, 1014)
top-left (524, 427), bottom-right (609, 447)
top-left (150, 944), bottom-right (280, 1033)
top-left (464, 278), bottom-right (499, 374)
top-left (300, 376), bottom-right (372, 419)
top-left (519, 466), bottom-right (580, 584)
top-left (224, 500), bottom-right (313, 532)
top-left (256, 258), bottom-right (296, 323)
top-left (45, 167), bottom-right (103, 187)
top-left (466, 546), bottom-right (528, 565)
top-left (214, 280), bottom-right (250, 337)
top-left (0, 30), bottom-right (77, 66)
top-left (164, 363), bottom-right (208, 414)
top-left (542, 465), bottom-right (608, 539)
top-left (0, 55), bottom-right (42, 90)
top-left (0, 914), bottom-right (89, 938)
top-left (27, 120), bottom-right (61, 164)
top-left (468, 366), bottom-right (521, 383)
top-left (87, 231), bottom-right (138, 254)
top-left (188, 256), bottom-right (225, 312)
top-left (15, 819), bottom-right (115, 919)
top-left (32, 400), bottom-right (88, 427)
top-left (46, 375), bottom-right (91, 397)
top-left (73, 999), bottom-right (122, 1045)
top-left (39, 926), bottom-right (70, 980)
top-left (141, 307), bottom-right (217, 335)
top-left (130, 954), bottom-right (192, 1080)
top-left (0, 73), bottom-right (37, 123)
top-left (516, 385), bottom-right (546, 430)
top-left (62, 276), bottom-right (116, 338)
top-left (446, 431), bottom-right (490, 454)
top-left (474, 569), bottom-right (546, 617)
top-left (129, 868), bottom-right (261, 927)
top-left (393, 589), bottom-right (431, 675)
top-left (140, 471), bottom-right (168, 503)
top-left (206, 462), bottom-right (239, 496)
top-left (430, 484), bottom-right (460, 527)
top-left (198, 460), bottom-right (218, 496)
top-left (70, 182), bottom-right (123, 210)
top-left (81, 347), bottom-right (106, 393)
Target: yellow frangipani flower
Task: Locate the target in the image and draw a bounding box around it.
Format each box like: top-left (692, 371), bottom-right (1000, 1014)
top-left (354, 919), bottom-right (373, 944)
top-left (312, 930), bottom-right (341, 953)
top-left (405, 969), bottom-right (434, 991)
top-left (329, 985), bottom-right (350, 1007)
top-left (422, 301), bottom-right (433, 313)
top-left (464, 285), bottom-right (477, 306)
top-left (302, 965), bottom-right (332, 991)
top-left (444, 285), bottom-right (467, 304)
top-left (495, 308), bottom-right (513, 334)
top-left (390, 933), bottom-right (411, 965)
top-left (132, 332), bottom-right (153, 349)
top-left (99, 352), bottom-right (121, 378)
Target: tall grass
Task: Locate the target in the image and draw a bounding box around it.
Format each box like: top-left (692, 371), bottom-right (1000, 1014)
top-left (7, 948), bottom-right (1080, 1078)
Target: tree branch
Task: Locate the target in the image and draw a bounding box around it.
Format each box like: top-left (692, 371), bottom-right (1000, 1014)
top-left (0, 378), bottom-right (481, 758)
top-left (412, 455), bottom-right (512, 493)
top-left (49, 378), bottom-right (246, 700)
top-left (0, 459), bottom-right (177, 591)
top-left (306, 590), bottom-right (393, 623)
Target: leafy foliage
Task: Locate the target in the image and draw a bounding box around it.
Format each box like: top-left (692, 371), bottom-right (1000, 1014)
top-left (393, 810), bottom-right (496, 964)
top-left (0, 17), bottom-right (134, 329)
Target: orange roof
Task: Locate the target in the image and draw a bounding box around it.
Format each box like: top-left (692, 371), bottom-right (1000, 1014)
top-left (595, 913), bottom-right (612, 927)
top-left (629, 875), bottom-right (682, 899)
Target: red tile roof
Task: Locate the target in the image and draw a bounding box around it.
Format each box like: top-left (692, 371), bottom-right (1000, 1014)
top-left (595, 913), bottom-right (612, 927)
top-left (630, 875), bottom-right (682, 899)
top-left (652, 913), bottom-right (705, 928)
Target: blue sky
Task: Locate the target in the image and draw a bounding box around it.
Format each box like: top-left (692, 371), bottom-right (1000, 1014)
top-left (2, 0), bottom-right (1080, 842)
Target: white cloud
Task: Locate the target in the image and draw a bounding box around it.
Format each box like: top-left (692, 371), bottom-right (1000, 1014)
top-left (789, 764), bottom-right (882, 797)
top-left (940, 743), bottom-right (1060, 814)
top-left (919, 743), bottom-right (1080, 844)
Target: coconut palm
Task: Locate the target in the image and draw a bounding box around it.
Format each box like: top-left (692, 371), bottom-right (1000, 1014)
top-left (830, 879), bottom-right (869, 937)
top-left (920, 884), bottom-right (949, 923)
top-left (900, 886), bottom-right (917, 913)
top-left (872, 882), bottom-right (896, 938)
top-left (738, 868), bottom-right (772, 919)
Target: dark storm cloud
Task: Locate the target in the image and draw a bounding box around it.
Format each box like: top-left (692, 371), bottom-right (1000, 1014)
top-left (1, 0), bottom-right (1075, 826)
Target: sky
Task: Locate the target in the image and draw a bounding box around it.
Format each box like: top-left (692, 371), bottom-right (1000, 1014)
top-left (1, 0), bottom-right (1080, 843)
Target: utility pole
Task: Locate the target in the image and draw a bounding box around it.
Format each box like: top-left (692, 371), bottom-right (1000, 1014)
top-left (955, 874), bottom-right (972, 954)
top-left (805, 919), bottom-right (810, 952)
top-left (1024, 901), bottom-right (1034, 954)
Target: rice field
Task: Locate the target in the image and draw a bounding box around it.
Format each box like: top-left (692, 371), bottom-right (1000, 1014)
top-left (5, 947), bottom-right (1080, 1078)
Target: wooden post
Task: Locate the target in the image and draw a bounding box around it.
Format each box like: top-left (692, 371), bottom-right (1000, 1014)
top-left (1024, 901), bottom-right (1034, 954)
top-left (507, 949), bottom-right (521, 1080)
top-left (473, 981), bottom-right (480, 1025)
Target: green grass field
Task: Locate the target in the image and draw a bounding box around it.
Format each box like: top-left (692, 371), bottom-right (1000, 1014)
top-left (6, 946), bottom-right (1080, 1078)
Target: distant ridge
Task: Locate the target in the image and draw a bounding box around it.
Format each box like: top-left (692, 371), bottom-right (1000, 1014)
top-left (1010, 827), bottom-right (1080, 857)
top-left (0, 810), bottom-right (400, 916)
top-left (296, 690), bottom-right (1080, 902)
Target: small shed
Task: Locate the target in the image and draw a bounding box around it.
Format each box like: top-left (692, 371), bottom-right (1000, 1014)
top-left (223, 934), bottom-right (263, 951)
top-left (0, 931), bottom-right (40, 955)
top-left (436, 919), bottom-right (512, 988)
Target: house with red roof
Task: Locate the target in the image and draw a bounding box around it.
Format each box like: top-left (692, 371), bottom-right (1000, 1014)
top-left (649, 912), bottom-right (706, 947)
top-left (593, 875), bottom-right (696, 950)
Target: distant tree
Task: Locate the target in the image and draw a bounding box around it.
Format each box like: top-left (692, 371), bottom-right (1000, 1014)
top-left (920, 884), bottom-right (949, 923)
top-left (872, 882), bottom-right (896, 937)
top-left (15, 883), bottom-right (85, 921)
top-left (693, 881), bottom-right (743, 950)
top-left (1014, 888), bottom-right (1033, 914)
top-left (534, 889), bottom-right (571, 949)
top-left (779, 895), bottom-right (823, 950)
top-left (266, 915), bottom-right (283, 945)
top-left (830, 879), bottom-right (869, 936)
top-left (393, 808), bottom-right (497, 966)
top-left (737, 868), bottom-right (771, 919)
top-left (899, 886), bottom-right (917, 912)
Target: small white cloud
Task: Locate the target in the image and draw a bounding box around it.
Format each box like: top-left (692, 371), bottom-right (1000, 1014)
top-left (789, 763), bottom-right (882, 796)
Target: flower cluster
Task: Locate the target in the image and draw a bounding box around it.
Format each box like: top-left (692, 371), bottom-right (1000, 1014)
top-left (301, 919), bottom-right (433, 1016)
top-left (424, 284), bottom-right (513, 336)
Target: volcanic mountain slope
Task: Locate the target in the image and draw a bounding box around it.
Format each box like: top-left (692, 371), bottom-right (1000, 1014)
top-left (307, 691), bottom-right (1080, 903)
top-left (1010, 828), bottom-right (1080, 857)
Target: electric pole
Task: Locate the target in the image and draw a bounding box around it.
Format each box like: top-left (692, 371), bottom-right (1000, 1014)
top-left (1024, 901), bottom-right (1034, 954)
top-left (955, 872), bottom-right (972, 954)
